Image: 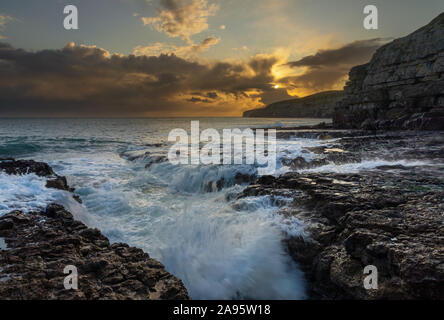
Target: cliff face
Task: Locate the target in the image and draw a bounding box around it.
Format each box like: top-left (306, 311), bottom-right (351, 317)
top-left (243, 91), bottom-right (344, 118)
top-left (334, 13), bottom-right (444, 130)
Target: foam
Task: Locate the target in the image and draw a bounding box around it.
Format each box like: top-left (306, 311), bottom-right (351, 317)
top-left (0, 172), bottom-right (67, 216)
top-left (300, 159), bottom-right (432, 174)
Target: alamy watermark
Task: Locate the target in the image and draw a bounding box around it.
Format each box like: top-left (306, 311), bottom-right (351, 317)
top-left (168, 121), bottom-right (277, 175)
top-left (62, 4), bottom-right (378, 31)
top-left (363, 265), bottom-right (378, 290)
top-left (364, 5), bottom-right (378, 30)
top-left (64, 265), bottom-right (78, 290)
top-left (63, 5), bottom-right (78, 30)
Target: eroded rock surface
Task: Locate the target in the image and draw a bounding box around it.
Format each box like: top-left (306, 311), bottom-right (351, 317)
top-left (240, 131), bottom-right (444, 299)
top-left (0, 160), bottom-right (189, 300)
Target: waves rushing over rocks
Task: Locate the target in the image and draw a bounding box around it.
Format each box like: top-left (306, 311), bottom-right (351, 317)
top-left (0, 159), bottom-right (189, 300)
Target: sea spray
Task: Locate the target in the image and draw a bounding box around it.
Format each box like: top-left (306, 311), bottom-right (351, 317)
top-left (0, 172), bottom-right (66, 216)
top-left (0, 118), bottom-right (327, 299)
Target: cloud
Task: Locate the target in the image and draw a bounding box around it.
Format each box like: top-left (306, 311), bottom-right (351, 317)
top-left (194, 36), bottom-right (219, 51)
top-left (280, 67), bottom-right (350, 91)
top-left (0, 15), bottom-right (13, 28)
top-left (0, 14), bottom-right (14, 39)
top-left (133, 36), bottom-right (219, 58)
top-left (219, 25), bottom-right (226, 30)
top-left (187, 91), bottom-right (220, 103)
top-left (0, 42), bottom-right (286, 116)
top-left (283, 38), bottom-right (390, 93)
top-left (0, 37), bottom-right (390, 116)
top-left (141, 0), bottom-right (218, 43)
top-left (286, 38), bottom-right (390, 68)
top-left (233, 45), bottom-right (248, 52)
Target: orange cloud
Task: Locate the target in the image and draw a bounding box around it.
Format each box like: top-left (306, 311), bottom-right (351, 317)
top-left (141, 0), bottom-right (218, 43)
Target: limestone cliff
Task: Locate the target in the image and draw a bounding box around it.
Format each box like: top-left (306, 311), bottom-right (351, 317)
top-left (243, 91), bottom-right (344, 118)
top-left (334, 13), bottom-right (444, 130)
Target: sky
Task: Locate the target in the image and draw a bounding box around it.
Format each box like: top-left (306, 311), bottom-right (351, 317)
top-left (0, 0), bottom-right (443, 117)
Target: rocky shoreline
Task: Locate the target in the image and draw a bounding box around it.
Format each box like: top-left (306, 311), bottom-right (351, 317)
top-left (1, 129), bottom-right (443, 300)
top-left (2, 128), bottom-right (443, 300)
top-left (241, 129), bottom-right (444, 299)
top-left (0, 159), bottom-right (189, 300)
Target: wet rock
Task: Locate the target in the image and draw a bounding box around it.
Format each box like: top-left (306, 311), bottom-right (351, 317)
top-left (46, 176), bottom-right (74, 192)
top-left (248, 170), bottom-right (444, 300)
top-left (0, 159), bottom-right (55, 177)
top-left (0, 204), bottom-right (189, 300)
top-left (241, 131), bottom-right (444, 300)
top-left (73, 195), bottom-right (83, 204)
top-left (0, 160), bottom-right (189, 300)
top-left (234, 172), bottom-right (255, 185)
top-left (145, 155), bottom-right (167, 168)
top-left (0, 219), bottom-right (13, 231)
top-left (204, 172), bottom-right (256, 192)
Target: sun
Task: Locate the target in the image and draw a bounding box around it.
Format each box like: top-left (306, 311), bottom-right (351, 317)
top-left (274, 84), bottom-right (279, 89)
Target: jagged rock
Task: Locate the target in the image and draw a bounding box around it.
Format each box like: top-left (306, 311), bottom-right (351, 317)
top-left (145, 155), bottom-right (167, 168)
top-left (1, 159), bottom-right (77, 200)
top-left (0, 159), bottom-right (55, 176)
top-left (46, 176), bottom-right (75, 192)
top-left (240, 131), bottom-right (444, 299)
top-left (0, 161), bottom-right (189, 300)
top-left (205, 172), bottom-right (256, 192)
top-left (334, 13), bottom-right (444, 130)
top-left (0, 204), bottom-right (189, 300)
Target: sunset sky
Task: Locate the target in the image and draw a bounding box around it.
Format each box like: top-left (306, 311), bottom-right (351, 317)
top-left (0, 0), bottom-right (443, 117)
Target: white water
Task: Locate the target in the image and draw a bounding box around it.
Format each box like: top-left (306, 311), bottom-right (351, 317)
top-left (2, 119), bottom-right (435, 299)
top-left (299, 159), bottom-right (431, 173)
top-left (0, 118), bottom-right (334, 299)
top-left (0, 172), bottom-right (68, 216)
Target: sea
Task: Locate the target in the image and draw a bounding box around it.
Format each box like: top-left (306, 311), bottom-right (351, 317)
top-left (0, 118), bottom-right (426, 299)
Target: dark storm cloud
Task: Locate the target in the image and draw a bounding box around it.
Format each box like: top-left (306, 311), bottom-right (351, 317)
top-left (280, 67), bottom-right (351, 91)
top-left (284, 38), bottom-right (390, 90)
top-left (286, 38), bottom-right (389, 68)
top-left (0, 42), bottom-right (282, 116)
top-left (187, 97), bottom-right (212, 103)
top-left (188, 91), bottom-right (219, 102)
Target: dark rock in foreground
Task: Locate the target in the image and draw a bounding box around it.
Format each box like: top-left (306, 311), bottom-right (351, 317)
top-left (0, 160), bottom-right (189, 300)
top-left (334, 13), bottom-right (444, 130)
top-left (0, 205), bottom-right (188, 300)
top-left (0, 159), bottom-right (55, 177)
top-left (0, 158), bottom-right (74, 193)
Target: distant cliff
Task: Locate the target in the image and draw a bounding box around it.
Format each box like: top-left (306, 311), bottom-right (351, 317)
top-left (243, 91), bottom-right (344, 118)
top-left (334, 13), bottom-right (444, 130)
